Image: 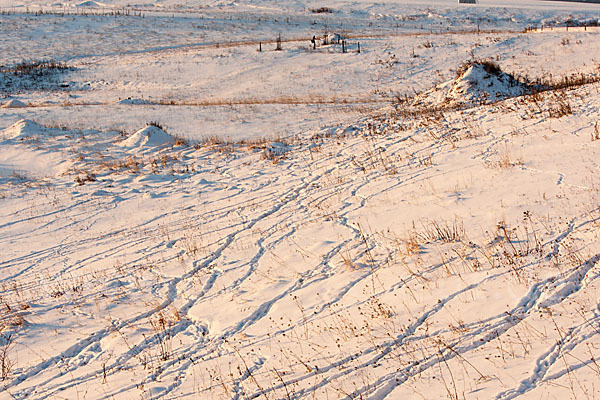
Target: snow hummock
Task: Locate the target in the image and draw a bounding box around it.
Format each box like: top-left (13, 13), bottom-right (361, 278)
top-left (1, 119), bottom-right (57, 139)
top-left (1, 99), bottom-right (28, 108)
top-left (412, 62), bottom-right (529, 108)
top-left (119, 124), bottom-right (176, 148)
top-left (76, 1), bottom-right (104, 7)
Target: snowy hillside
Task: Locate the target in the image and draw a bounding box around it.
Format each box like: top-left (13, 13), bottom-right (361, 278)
top-left (1, 1), bottom-right (600, 399)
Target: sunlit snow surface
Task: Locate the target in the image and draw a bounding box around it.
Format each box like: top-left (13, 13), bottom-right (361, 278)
top-left (1, 1), bottom-right (600, 399)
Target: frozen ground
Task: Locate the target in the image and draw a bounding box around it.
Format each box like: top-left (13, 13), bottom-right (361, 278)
top-left (2, 1), bottom-right (600, 399)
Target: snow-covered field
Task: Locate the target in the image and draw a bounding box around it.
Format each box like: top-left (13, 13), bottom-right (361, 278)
top-left (2, 1), bottom-right (600, 399)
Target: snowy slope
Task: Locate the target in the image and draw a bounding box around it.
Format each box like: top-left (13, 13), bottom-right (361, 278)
top-left (2, 80), bottom-right (600, 400)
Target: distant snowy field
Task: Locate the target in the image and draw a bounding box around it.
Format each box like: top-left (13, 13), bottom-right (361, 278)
top-left (1, 0), bottom-right (600, 139)
top-left (2, 1), bottom-right (600, 399)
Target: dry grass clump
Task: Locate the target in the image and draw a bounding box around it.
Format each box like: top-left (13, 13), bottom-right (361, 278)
top-left (310, 7), bottom-right (333, 13)
top-left (0, 59), bottom-right (73, 93)
top-left (547, 94), bottom-right (573, 118)
top-left (417, 219), bottom-right (466, 244)
top-left (592, 122), bottom-right (600, 141)
top-left (0, 332), bottom-right (15, 381)
top-left (492, 143), bottom-right (523, 169)
top-left (548, 71), bottom-right (600, 91)
top-left (195, 134), bottom-right (292, 164)
top-left (1, 60), bottom-right (70, 77)
top-left (456, 59), bottom-right (503, 78)
top-left (146, 309), bottom-right (179, 362)
top-left (0, 293), bottom-right (28, 382)
top-left (75, 172), bottom-right (97, 185)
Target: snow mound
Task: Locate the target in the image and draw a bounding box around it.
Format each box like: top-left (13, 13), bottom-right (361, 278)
top-left (1, 99), bottom-right (28, 108)
top-left (76, 1), bottom-right (103, 7)
top-left (1, 119), bottom-right (57, 139)
top-left (117, 98), bottom-right (154, 105)
top-left (119, 125), bottom-right (175, 148)
top-left (412, 62), bottom-right (528, 108)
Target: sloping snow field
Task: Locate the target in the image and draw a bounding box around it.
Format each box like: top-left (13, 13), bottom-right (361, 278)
top-left (2, 0), bottom-right (600, 399)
